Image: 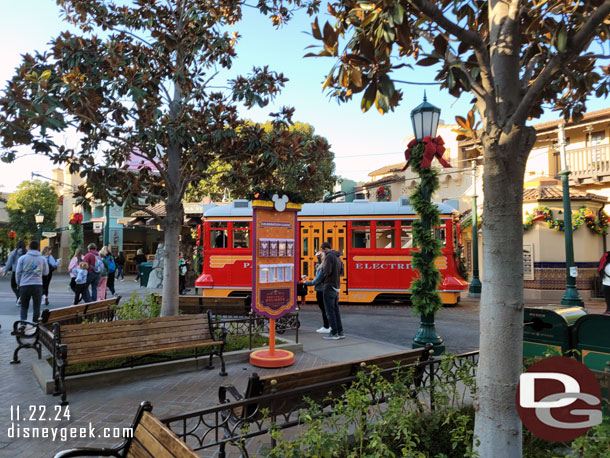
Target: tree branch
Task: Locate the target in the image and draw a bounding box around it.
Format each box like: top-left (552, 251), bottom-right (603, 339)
top-left (509, 0), bottom-right (610, 128)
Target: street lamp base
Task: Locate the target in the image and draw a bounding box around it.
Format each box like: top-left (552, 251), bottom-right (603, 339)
top-left (412, 313), bottom-right (444, 355)
top-left (468, 277), bottom-right (482, 298)
top-left (560, 286), bottom-right (584, 307)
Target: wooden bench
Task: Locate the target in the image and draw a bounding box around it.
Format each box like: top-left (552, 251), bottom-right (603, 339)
top-left (11, 297), bottom-right (120, 364)
top-left (217, 347), bottom-right (431, 455)
top-left (43, 311), bottom-right (227, 405)
top-left (177, 295), bottom-right (251, 316)
top-left (172, 294), bottom-right (300, 340)
top-left (54, 401), bottom-right (199, 458)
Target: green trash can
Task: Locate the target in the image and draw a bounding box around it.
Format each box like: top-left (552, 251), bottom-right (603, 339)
top-left (572, 314), bottom-right (610, 416)
top-left (523, 305), bottom-right (587, 366)
top-left (139, 262), bottom-right (153, 287)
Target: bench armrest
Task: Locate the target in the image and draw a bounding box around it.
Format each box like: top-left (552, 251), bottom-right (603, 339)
top-left (214, 326), bottom-right (228, 343)
top-left (219, 384), bottom-right (243, 404)
top-left (54, 447), bottom-right (121, 457)
top-left (11, 320), bottom-right (39, 336)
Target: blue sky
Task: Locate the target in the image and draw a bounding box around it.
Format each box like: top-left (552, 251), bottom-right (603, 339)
top-left (1, 1), bottom-right (608, 192)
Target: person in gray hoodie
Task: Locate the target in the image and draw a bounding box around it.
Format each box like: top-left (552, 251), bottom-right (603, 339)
top-left (1, 240), bottom-right (26, 305)
top-left (15, 240), bottom-right (49, 323)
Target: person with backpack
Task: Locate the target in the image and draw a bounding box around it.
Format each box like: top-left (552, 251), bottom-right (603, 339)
top-left (41, 246), bottom-right (61, 306)
top-left (15, 240), bottom-right (49, 323)
top-left (100, 245), bottom-right (116, 297)
top-left (599, 251), bottom-right (610, 315)
top-left (1, 240), bottom-right (26, 306)
top-left (83, 243), bottom-right (103, 302)
top-left (303, 251), bottom-right (331, 334)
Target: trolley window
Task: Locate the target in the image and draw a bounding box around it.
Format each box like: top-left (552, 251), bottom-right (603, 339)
top-left (375, 221), bottom-right (396, 249)
top-left (400, 221), bottom-right (414, 249)
top-left (351, 221), bottom-right (371, 249)
top-left (210, 222), bottom-right (228, 248)
top-left (232, 222), bottom-right (250, 249)
top-left (434, 228), bottom-right (447, 247)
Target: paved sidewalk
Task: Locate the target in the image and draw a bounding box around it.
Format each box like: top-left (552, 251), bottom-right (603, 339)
top-left (0, 274), bottom-right (606, 457)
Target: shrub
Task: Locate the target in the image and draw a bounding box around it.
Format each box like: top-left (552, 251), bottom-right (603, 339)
top-left (115, 292), bottom-right (161, 320)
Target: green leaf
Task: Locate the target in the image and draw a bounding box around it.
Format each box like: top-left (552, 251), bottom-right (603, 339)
top-left (361, 82), bottom-right (376, 112)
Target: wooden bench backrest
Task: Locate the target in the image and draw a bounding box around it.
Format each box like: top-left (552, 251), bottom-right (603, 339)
top-left (237, 349), bottom-right (427, 419)
top-left (59, 313), bottom-right (215, 365)
top-left (258, 349), bottom-right (426, 395)
top-left (42, 297), bottom-right (119, 325)
top-left (128, 411), bottom-right (199, 458)
top-left (178, 296), bottom-right (250, 316)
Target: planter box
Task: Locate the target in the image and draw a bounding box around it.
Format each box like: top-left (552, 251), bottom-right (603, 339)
top-left (33, 337), bottom-right (302, 395)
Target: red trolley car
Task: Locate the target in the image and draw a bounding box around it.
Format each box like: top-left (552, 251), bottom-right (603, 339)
top-left (195, 198), bottom-right (468, 304)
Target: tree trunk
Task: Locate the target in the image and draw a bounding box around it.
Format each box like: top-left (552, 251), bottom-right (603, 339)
top-left (473, 127), bottom-right (535, 457)
top-left (160, 199), bottom-right (182, 316)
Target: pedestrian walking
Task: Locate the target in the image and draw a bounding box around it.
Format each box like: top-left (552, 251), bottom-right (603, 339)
top-left (41, 246), bottom-right (61, 306)
top-left (303, 251), bottom-right (330, 333)
top-left (319, 241), bottom-right (345, 340)
top-left (1, 240), bottom-right (25, 306)
top-left (72, 261), bottom-right (89, 305)
top-left (599, 251), bottom-right (610, 315)
top-left (68, 248), bottom-right (84, 293)
top-left (83, 243), bottom-right (103, 302)
top-left (15, 240), bottom-right (48, 323)
top-left (116, 251), bottom-right (126, 281)
top-left (133, 249), bottom-right (147, 282)
top-left (100, 246), bottom-right (116, 297)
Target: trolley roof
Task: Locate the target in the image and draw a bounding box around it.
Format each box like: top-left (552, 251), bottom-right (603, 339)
top-left (203, 198), bottom-right (458, 218)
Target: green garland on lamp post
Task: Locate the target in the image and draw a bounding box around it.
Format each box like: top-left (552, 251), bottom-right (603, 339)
top-left (405, 94), bottom-right (452, 354)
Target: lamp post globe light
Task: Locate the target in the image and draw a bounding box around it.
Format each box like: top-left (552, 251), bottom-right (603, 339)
top-left (35, 210), bottom-right (44, 244)
top-left (409, 93), bottom-right (445, 354)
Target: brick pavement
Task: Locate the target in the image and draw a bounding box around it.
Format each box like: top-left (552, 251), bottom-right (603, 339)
top-left (0, 274), bottom-right (606, 457)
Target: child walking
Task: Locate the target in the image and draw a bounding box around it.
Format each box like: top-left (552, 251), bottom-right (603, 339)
top-left (72, 261), bottom-right (89, 305)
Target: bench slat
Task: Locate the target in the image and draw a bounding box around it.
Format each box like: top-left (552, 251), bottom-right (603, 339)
top-left (61, 320), bottom-right (210, 342)
top-left (126, 438), bottom-right (155, 458)
top-left (67, 332), bottom-right (214, 356)
top-left (139, 412), bottom-right (199, 458)
top-left (64, 326), bottom-right (210, 348)
top-left (61, 314), bottom-right (203, 332)
top-left (67, 340), bottom-right (224, 365)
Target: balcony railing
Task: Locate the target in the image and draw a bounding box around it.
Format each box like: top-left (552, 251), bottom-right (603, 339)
top-left (566, 144), bottom-right (610, 179)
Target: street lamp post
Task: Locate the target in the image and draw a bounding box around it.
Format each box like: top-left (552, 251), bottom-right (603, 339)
top-left (35, 210), bottom-right (44, 245)
top-left (468, 161), bottom-right (482, 297)
top-left (558, 123), bottom-right (584, 307)
top-left (409, 94), bottom-right (445, 354)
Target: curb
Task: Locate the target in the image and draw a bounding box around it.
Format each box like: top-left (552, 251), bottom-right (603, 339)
top-left (33, 339), bottom-right (303, 395)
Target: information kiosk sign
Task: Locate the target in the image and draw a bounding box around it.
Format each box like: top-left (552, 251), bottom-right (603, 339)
top-left (250, 196), bottom-right (301, 368)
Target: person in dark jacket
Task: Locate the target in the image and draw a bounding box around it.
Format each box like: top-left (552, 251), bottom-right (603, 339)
top-left (116, 251), bottom-right (126, 281)
top-left (304, 252), bottom-right (330, 333)
top-left (319, 242), bottom-right (344, 340)
top-left (133, 249), bottom-right (147, 282)
top-left (2, 240), bottom-right (26, 306)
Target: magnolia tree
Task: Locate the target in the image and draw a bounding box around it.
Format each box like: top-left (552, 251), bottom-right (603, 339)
top-left (295, 0), bottom-right (610, 456)
top-left (0, 0), bottom-right (322, 316)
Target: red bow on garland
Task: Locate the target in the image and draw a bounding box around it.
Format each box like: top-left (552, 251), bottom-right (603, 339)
top-left (401, 136), bottom-right (452, 171)
top-left (69, 213), bottom-right (83, 225)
